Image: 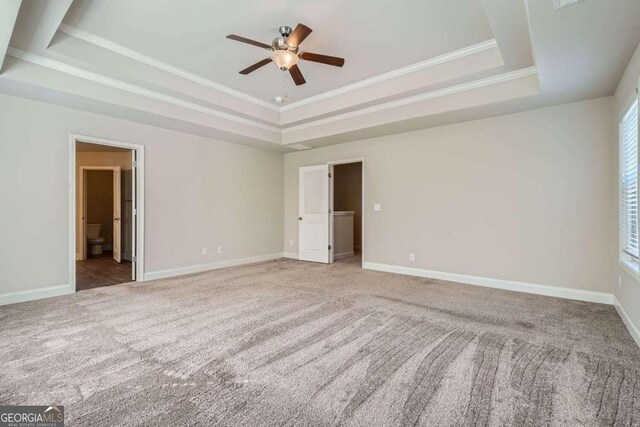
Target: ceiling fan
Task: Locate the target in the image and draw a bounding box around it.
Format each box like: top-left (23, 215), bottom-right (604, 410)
top-left (226, 23), bottom-right (345, 87)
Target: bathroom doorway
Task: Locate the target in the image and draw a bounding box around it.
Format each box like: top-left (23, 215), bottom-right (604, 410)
top-left (71, 135), bottom-right (145, 291)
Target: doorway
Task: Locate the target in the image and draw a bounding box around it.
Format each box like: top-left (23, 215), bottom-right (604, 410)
top-left (330, 162), bottom-right (362, 266)
top-left (298, 159), bottom-right (364, 266)
top-left (71, 135), bottom-right (145, 291)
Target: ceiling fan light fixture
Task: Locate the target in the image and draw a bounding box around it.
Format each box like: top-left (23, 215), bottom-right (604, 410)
top-left (271, 50), bottom-right (299, 70)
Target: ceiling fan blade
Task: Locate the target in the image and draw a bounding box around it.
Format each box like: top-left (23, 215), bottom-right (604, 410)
top-left (289, 64), bottom-right (306, 86)
top-left (239, 58), bottom-right (272, 75)
top-left (226, 34), bottom-right (271, 50)
top-left (300, 52), bottom-right (345, 67)
top-left (287, 23), bottom-right (312, 47)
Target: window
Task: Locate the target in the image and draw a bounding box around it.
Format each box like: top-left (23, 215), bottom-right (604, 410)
top-left (622, 99), bottom-right (639, 262)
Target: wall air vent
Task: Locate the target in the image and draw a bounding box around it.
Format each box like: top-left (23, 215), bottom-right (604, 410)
top-left (554, 0), bottom-right (584, 10)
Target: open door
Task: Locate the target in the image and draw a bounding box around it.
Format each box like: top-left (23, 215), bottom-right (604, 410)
top-left (298, 165), bottom-right (330, 263)
top-left (112, 166), bottom-right (122, 263)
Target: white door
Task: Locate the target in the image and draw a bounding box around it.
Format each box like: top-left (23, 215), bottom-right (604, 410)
top-left (298, 165), bottom-right (330, 263)
top-left (112, 167), bottom-right (122, 263)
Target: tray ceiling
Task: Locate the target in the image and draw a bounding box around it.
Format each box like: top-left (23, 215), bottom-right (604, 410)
top-left (1, 0), bottom-right (638, 151)
top-left (63, 0), bottom-right (495, 104)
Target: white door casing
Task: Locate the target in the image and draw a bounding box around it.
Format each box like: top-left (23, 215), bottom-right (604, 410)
top-left (112, 166), bottom-right (122, 263)
top-left (131, 150), bottom-right (136, 279)
top-left (328, 164), bottom-right (334, 264)
top-left (298, 165), bottom-right (330, 263)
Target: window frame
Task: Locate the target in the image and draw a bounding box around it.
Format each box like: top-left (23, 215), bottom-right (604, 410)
top-left (620, 94), bottom-right (640, 279)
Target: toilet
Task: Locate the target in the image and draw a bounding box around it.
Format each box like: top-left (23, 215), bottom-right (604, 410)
top-left (87, 224), bottom-right (106, 256)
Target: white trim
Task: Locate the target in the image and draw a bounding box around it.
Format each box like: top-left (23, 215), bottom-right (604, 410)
top-left (0, 284), bottom-right (74, 306)
top-left (6, 48), bottom-right (280, 135)
top-left (614, 296), bottom-right (640, 348)
top-left (56, 24), bottom-right (499, 116)
top-left (57, 23), bottom-right (280, 112)
top-left (328, 157), bottom-right (366, 166)
top-left (281, 67), bottom-right (539, 136)
top-left (70, 134), bottom-right (145, 292)
top-left (283, 252), bottom-right (298, 259)
top-left (363, 262), bottom-right (614, 305)
top-left (280, 39), bottom-right (500, 111)
top-left (144, 253), bottom-right (284, 281)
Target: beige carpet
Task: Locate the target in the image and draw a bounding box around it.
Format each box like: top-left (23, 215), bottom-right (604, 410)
top-left (1, 257), bottom-right (639, 426)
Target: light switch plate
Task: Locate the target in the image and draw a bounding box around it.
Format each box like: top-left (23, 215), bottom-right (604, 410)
top-left (373, 203), bottom-right (382, 212)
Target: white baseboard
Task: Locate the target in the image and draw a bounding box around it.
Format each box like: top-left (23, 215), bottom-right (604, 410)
top-left (334, 251), bottom-right (355, 260)
top-left (0, 284), bottom-right (74, 306)
top-left (283, 252), bottom-right (298, 259)
top-left (614, 297), bottom-right (640, 348)
top-left (145, 252), bottom-right (284, 281)
top-left (363, 262), bottom-right (614, 305)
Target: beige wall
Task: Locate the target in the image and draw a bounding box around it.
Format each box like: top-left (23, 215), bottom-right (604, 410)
top-left (615, 41), bottom-right (640, 336)
top-left (333, 162), bottom-right (362, 249)
top-left (76, 151), bottom-right (132, 257)
top-left (285, 97), bottom-right (617, 293)
top-left (0, 93), bottom-right (283, 295)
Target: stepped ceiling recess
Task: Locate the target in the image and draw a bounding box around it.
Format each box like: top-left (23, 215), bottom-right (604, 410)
top-left (1, 0), bottom-right (639, 151)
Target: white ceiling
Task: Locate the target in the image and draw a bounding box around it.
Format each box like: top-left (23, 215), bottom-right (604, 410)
top-left (63, 0), bottom-right (495, 104)
top-left (0, 0), bottom-right (639, 151)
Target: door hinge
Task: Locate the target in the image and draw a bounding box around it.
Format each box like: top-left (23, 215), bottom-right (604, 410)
top-left (132, 256), bottom-right (137, 262)
top-left (328, 245), bottom-right (332, 250)
top-left (328, 172), bottom-right (332, 178)
top-left (328, 208), bottom-right (332, 213)
top-left (133, 208), bottom-right (137, 215)
top-left (132, 160), bottom-right (137, 168)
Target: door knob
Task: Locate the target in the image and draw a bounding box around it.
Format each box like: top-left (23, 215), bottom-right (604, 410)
top-left (298, 217), bottom-right (303, 220)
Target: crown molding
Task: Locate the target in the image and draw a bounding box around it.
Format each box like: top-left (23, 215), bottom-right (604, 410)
top-left (57, 23), bottom-right (281, 112)
top-left (281, 67), bottom-right (538, 137)
top-left (56, 24), bottom-right (502, 119)
top-left (6, 47), bottom-right (281, 135)
top-left (279, 39), bottom-right (500, 112)
top-left (5, 45), bottom-right (537, 146)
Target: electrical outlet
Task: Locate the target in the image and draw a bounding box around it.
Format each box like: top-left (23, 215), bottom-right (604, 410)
top-left (289, 240), bottom-right (294, 246)
top-left (409, 253), bottom-right (415, 262)
top-left (373, 203), bottom-right (382, 212)
top-left (217, 246), bottom-right (223, 254)
top-left (202, 247), bottom-right (208, 255)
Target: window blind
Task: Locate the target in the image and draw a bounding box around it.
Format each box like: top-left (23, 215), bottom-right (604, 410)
top-left (622, 99), bottom-right (639, 259)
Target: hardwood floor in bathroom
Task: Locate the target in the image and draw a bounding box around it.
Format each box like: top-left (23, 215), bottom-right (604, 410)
top-left (76, 252), bottom-right (133, 291)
